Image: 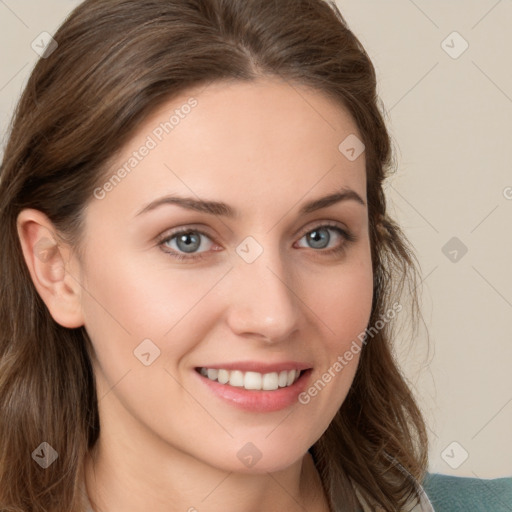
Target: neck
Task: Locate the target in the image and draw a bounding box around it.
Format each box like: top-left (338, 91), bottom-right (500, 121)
top-left (83, 429), bottom-right (330, 512)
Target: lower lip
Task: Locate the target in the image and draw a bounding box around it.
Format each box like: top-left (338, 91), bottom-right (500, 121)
top-left (195, 369), bottom-right (312, 412)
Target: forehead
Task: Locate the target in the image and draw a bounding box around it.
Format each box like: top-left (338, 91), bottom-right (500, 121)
top-left (94, 77), bottom-right (366, 218)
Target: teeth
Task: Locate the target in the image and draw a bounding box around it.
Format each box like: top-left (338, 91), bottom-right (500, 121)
top-left (278, 370), bottom-right (288, 388)
top-left (262, 372), bottom-right (278, 391)
top-left (244, 371), bottom-right (262, 390)
top-left (218, 369), bottom-right (229, 384)
top-left (199, 368), bottom-right (302, 391)
top-left (229, 370), bottom-right (244, 387)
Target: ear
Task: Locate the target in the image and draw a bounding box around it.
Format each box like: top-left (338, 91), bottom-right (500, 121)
top-left (16, 209), bottom-right (85, 329)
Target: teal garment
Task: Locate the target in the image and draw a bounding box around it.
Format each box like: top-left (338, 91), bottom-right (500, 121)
top-left (423, 473), bottom-right (512, 512)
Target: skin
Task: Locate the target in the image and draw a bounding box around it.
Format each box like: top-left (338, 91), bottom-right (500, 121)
top-left (17, 77), bottom-right (373, 512)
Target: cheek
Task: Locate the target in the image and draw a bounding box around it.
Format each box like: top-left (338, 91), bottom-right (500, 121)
top-left (296, 250), bottom-right (373, 418)
top-left (80, 244), bottom-right (217, 337)
top-left (308, 251), bottom-right (374, 351)
top-left (78, 243), bottom-right (229, 389)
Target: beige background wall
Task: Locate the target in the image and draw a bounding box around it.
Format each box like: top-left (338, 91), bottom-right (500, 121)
top-left (1, 0), bottom-right (510, 479)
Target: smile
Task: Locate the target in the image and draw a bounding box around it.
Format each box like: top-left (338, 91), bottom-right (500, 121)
top-left (198, 367), bottom-right (302, 391)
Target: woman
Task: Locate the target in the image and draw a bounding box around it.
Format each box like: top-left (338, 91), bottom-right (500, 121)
top-left (1, 1), bottom-right (502, 511)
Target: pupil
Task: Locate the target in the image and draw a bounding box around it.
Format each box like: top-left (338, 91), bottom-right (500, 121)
top-left (178, 232), bottom-right (200, 253)
top-left (309, 228), bottom-right (329, 249)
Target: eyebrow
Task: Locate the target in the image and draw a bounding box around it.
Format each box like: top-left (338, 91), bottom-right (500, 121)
top-left (134, 187), bottom-right (366, 219)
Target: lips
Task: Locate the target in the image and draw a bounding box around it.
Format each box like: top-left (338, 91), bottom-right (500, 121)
top-left (194, 361), bottom-right (313, 412)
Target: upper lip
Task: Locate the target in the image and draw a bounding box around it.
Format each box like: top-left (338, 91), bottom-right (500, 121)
top-left (196, 361), bottom-right (312, 373)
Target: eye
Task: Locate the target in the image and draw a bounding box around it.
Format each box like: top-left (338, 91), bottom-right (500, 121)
top-left (158, 228), bottom-right (217, 261)
top-left (295, 223), bottom-right (356, 254)
top-left (158, 222), bottom-right (356, 262)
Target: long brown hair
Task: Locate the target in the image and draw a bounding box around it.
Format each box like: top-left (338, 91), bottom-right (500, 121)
top-left (0, 0), bottom-right (428, 510)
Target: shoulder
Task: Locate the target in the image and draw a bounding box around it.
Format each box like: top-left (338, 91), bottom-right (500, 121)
top-left (422, 472), bottom-right (512, 512)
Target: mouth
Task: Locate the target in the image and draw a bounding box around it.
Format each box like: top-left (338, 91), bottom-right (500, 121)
top-left (194, 364), bottom-right (313, 412)
top-left (196, 367), bottom-right (303, 391)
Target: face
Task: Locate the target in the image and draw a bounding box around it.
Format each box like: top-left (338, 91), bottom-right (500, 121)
top-left (76, 77), bottom-right (373, 474)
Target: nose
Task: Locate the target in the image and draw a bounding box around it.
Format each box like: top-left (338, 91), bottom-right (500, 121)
top-left (224, 243), bottom-right (301, 344)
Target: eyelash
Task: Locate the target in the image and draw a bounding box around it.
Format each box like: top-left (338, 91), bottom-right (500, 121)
top-left (157, 222), bottom-right (357, 262)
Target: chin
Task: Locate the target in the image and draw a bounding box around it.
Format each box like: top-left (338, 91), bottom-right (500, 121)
top-left (201, 435), bottom-right (313, 475)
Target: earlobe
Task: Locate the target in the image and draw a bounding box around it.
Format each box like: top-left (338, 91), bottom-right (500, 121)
top-left (16, 209), bottom-right (85, 329)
